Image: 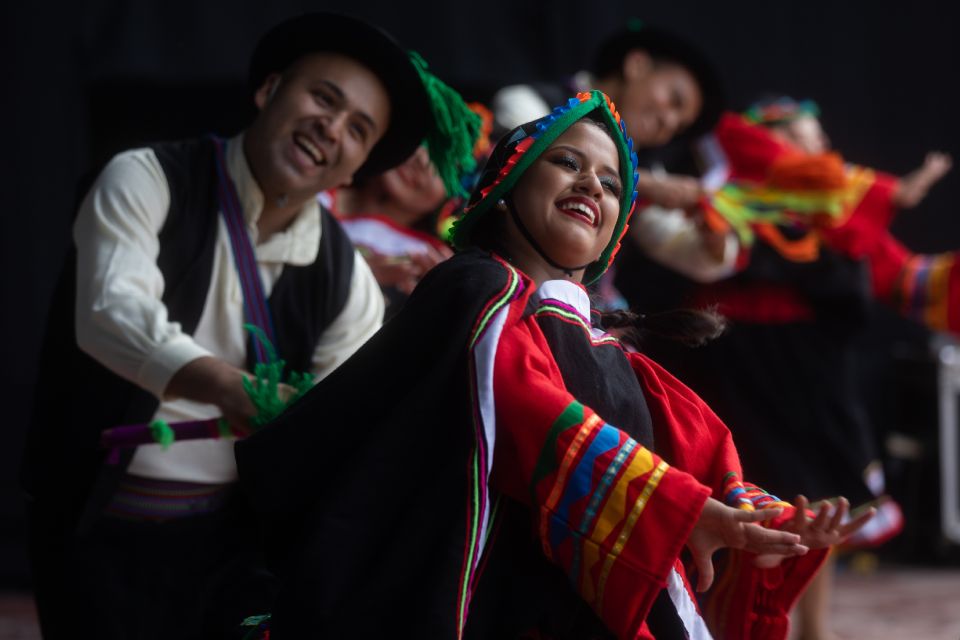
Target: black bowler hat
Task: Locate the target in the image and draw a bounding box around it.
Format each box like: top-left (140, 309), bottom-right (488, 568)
top-left (248, 12), bottom-right (431, 178)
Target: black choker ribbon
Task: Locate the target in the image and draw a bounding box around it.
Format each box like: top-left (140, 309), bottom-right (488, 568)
top-left (503, 196), bottom-right (592, 277)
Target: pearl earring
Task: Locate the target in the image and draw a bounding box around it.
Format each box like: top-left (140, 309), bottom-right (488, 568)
top-left (497, 198), bottom-right (506, 209)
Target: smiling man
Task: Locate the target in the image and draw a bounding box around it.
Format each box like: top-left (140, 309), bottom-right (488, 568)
top-left (21, 13), bottom-right (444, 640)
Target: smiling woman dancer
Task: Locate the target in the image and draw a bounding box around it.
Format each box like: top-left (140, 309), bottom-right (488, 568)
top-left (236, 91), bottom-right (868, 640)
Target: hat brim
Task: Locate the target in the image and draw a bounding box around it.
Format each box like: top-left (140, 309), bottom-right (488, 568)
top-left (248, 13), bottom-right (430, 178)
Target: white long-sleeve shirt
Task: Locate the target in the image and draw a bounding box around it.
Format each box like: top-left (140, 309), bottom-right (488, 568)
top-left (631, 205), bottom-right (738, 283)
top-left (74, 134), bottom-right (384, 482)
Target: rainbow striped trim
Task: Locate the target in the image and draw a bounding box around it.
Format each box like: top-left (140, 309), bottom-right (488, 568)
top-left (530, 400), bottom-right (669, 614)
top-left (894, 253), bottom-right (956, 332)
top-left (534, 299), bottom-right (622, 347)
top-left (722, 471), bottom-right (790, 512)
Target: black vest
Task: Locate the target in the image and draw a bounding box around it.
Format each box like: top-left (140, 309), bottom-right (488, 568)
top-left (22, 137), bottom-right (356, 524)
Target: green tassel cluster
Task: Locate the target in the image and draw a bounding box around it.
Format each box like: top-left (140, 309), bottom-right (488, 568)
top-left (242, 324), bottom-right (314, 429)
top-left (409, 51), bottom-right (481, 199)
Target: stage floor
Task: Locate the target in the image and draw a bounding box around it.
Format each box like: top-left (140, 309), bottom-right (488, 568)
top-left (1, 565), bottom-right (959, 639)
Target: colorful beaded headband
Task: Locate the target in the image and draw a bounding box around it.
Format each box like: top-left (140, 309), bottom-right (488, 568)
top-left (743, 97), bottom-right (821, 126)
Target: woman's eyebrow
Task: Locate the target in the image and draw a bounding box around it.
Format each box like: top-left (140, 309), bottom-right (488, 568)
top-left (551, 144), bottom-right (619, 178)
top-left (549, 144), bottom-right (586, 159)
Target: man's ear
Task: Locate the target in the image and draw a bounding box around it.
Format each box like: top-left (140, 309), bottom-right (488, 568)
top-left (253, 74), bottom-right (282, 110)
top-left (622, 50), bottom-right (655, 81)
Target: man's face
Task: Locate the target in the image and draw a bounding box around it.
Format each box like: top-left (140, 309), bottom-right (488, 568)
top-left (246, 52), bottom-right (391, 201)
top-left (613, 51), bottom-right (703, 148)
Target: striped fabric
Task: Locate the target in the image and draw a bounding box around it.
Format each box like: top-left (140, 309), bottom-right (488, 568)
top-left (894, 253), bottom-right (958, 332)
top-left (531, 400), bottom-right (670, 619)
top-left (103, 473), bottom-right (233, 522)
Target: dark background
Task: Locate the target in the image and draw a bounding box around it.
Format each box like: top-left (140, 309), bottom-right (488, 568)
top-left (2, 0), bottom-right (958, 585)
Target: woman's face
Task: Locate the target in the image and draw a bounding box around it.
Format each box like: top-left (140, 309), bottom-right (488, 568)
top-left (772, 115), bottom-right (830, 154)
top-left (503, 120), bottom-right (623, 280)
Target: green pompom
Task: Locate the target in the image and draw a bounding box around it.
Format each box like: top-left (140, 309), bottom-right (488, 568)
top-left (409, 51), bottom-right (481, 199)
top-left (242, 324), bottom-right (314, 429)
top-left (148, 420), bottom-right (175, 450)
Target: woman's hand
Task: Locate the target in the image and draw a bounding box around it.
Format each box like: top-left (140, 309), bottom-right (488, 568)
top-left (753, 495), bottom-right (876, 568)
top-left (687, 497), bottom-right (809, 592)
top-left (893, 151), bottom-right (953, 209)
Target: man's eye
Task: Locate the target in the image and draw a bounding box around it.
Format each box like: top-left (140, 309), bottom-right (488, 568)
top-left (349, 122), bottom-right (368, 142)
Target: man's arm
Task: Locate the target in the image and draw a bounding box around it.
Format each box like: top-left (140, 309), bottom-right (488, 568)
top-left (308, 251), bottom-right (384, 382)
top-left (74, 148), bottom-right (255, 427)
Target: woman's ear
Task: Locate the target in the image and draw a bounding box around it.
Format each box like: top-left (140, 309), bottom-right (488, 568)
top-left (253, 74), bottom-right (282, 110)
top-left (622, 50), bottom-right (655, 82)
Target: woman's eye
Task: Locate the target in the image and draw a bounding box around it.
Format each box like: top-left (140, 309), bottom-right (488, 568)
top-left (554, 155), bottom-right (579, 170)
top-left (601, 178), bottom-right (621, 196)
top-left (313, 91), bottom-right (333, 106)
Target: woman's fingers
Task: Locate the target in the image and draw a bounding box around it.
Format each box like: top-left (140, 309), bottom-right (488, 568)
top-left (839, 506), bottom-right (876, 538)
top-left (792, 495), bottom-right (809, 530)
top-left (692, 547), bottom-right (715, 592)
top-left (828, 497), bottom-right (849, 531)
top-left (811, 500), bottom-right (831, 530)
top-left (743, 523), bottom-right (806, 556)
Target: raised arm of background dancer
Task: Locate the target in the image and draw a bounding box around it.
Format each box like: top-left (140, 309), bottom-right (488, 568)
top-left (74, 149), bottom-right (256, 429)
top-left (892, 151), bottom-right (953, 209)
top-left (630, 205), bottom-right (739, 283)
top-left (635, 169), bottom-right (703, 209)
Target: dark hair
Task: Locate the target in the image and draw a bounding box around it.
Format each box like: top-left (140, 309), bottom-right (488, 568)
top-left (598, 306), bottom-right (727, 348)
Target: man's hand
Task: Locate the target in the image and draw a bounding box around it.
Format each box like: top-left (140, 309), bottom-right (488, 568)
top-left (165, 356), bottom-right (257, 435)
top-left (687, 497), bottom-right (808, 592)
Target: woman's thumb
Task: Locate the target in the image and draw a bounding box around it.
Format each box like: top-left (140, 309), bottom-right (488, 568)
top-left (693, 548), bottom-right (715, 592)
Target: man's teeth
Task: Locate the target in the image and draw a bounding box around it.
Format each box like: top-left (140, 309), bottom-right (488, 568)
top-left (295, 135), bottom-right (325, 165)
top-left (560, 202), bottom-right (596, 224)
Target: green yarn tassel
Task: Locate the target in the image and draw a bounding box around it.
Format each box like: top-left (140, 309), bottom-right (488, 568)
top-left (242, 324), bottom-right (314, 429)
top-left (149, 420), bottom-right (175, 450)
top-left (409, 51), bottom-right (481, 199)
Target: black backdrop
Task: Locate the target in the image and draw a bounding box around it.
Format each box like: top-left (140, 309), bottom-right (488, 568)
top-left (2, 0), bottom-right (958, 585)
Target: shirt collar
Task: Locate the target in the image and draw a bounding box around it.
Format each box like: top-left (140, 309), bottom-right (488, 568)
top-left (226, 133), bottom-right (321, 265)
top-left (533, 280), bottom-right (592, 322)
